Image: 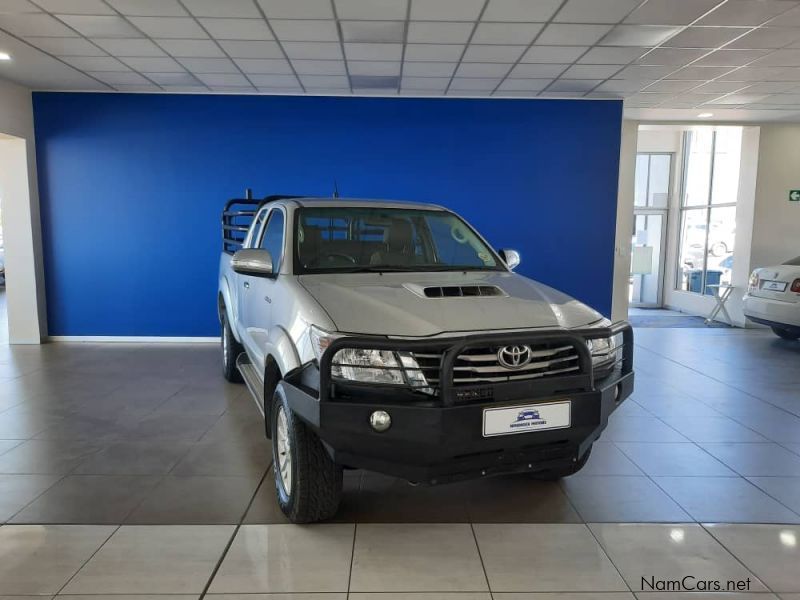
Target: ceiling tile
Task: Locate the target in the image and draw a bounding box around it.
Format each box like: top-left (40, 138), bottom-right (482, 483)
top-left (106, 0), bottom-right (187, 16)
top-left (521, 45), bottom-right (587, 63)
top-left (615, 64), bottom-right (675, 79)
top-left (637, 47), bottom-right (707, 65)
top-left (625, 0), bottom-right (720, 25)
top-left (741, 81), bottom-right (798, 92)
top-left (401, 76), bottom-right (449, 89)
top-left (751, 48), bottom-right (800, 66)
top-left (558, 0), bottom-right (640, 23)
top-left (698, 0), bottom-right (795, 26)
top-left (234, 57), bottom-right (292, 73)
top-left (713, 92), bottom-right (769, 104)
top-left (727, 28), bottom-right (800, 49)
top-left (0, 0), bottom-right (40, 12)
top-left (496, 78), bottom-right (551, 91)
top-left (595, 79), bottom-right (651, 92)
top-left (482, 0), bottom-right (561, 21)
top-left (291, 58), bottom-right (346, 74)
top-left (399, 88), bottom-right (442, 94)
top-left (0, 13), bottom-right (78, 36)
top-left (401, 61), bottom-right (455, 76)
top-left (693, 48), bottom-right (770, 66)
top-left (334, 0), bottom-right (407, 20)
top-left (62, 55), bottom-right (129, 71)
top-left (644, 79), bottom-right (703, 92)
top-left (759, 92), bottom-right (800, 103)
top-left (600, 25), bottom-right (682, 46)
top-left (257, 0), bottom-right (333, 19)
top-left (58, 15), bottom-right (140, 37)
top-left (560, 64), bottom-right (623, 79)
top-left (128, 17), bottom-right (208, 39)
top-left (344, 42), bottom-right (402, 60)
top-left (340, 20), bottom-right (404, 43)
top-left (472, 23), bottom-right (542, 45)
top-left (249, 73), bottom-right (299, 85)
top-left (282, 41), bottom-right (342, 59)
top-left (121, 56), bottom-right (185, 72)
top-left (692, 80), bottom-right (749, 92)
top-left (548, 79), bottom-right (601, 92)
top-left (144, 71), bottom-right (199, 84)
top-left (256, 85), bottom-right (303, 92)
top-left (155, 38), bottom-right (224, 57)
top-left (196, 72), bottom-right (251, 85)
top-left (218, 40), bottom-right (282, 58)
top-left (272, 19), bottom-right (339, 42)
top-left (455, 62), bottom-right (509, 77)
top-left (509, 63), bottom-right (567, 77)
top-left (349, 60), bottom-right (401, 75)
top-left (404, 43), bottom-right (463, 61)
top-left (36, 0), bottom-right (113, 14)
top-left (300, 74), bottom-right (349, 87)
top-left (579, 46), bottom-right (647, 63)
top-left (178, 57), bottom-right (239, 73)
top-left (25, 36), bottom-right (105, 55)
top-left (665, 65), bottom-right (734, 79)
top-left (446, 88), bottom-right (491, 96)
top-left (661, 26), bottom-right (748, 48)
top-left (462, 44), bottom-right (525, 62)
top-left (773, 4), bottom-right (800, 25)
top-left (183, 0), bottom-right (261, 18)
top-left (349, 74), bottom-right (399, 89)
top-left (89, 71), bottom-right (150, 84)
top-left (113, 83), bottom-right (161, 91)
top-left (449, 77), bottom-right (501, 91)
top-left (91, 38), bottom-right (165, 57)
top-left (407, 21), bottom-right (472, 44)
top-left (409, 0), bottom-right (485, 21)
top-left (537, 24), bottom-right (613, 46)
top-left (199, 18), bottom-right (273, 40)
top-left (718, 65), bottom-right (787, 80)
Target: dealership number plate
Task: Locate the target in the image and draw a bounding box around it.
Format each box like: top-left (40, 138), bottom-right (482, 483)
top-left (482, 400), bottom-right (571, 437)
top-left (761, 280), bottom-right (788, 292)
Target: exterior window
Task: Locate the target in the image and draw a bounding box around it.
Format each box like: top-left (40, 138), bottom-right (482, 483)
top-left (259, 210), bottom-right (285, 270)
top-left (676, 128), bottom-right (742, 294)
top-left (634, 153), bottom-right (670, 208)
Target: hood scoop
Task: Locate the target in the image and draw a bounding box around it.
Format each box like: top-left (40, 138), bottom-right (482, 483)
top-left (403, 283), bottom-right (506, 299)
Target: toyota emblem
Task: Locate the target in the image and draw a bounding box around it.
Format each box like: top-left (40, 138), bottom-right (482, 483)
top-left (497, 345), bottom-right (533, 369)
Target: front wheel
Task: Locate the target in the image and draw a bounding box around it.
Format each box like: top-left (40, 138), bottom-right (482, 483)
top-left (271, 386), bottom-right (342, 523)
top-left (772, 326), bottom-right (800, 341)
top-left (532, 445), bottom-right (592, 480)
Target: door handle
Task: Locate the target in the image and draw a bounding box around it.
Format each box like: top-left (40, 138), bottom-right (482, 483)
top-left (243, 281), bottom-right (250, 289)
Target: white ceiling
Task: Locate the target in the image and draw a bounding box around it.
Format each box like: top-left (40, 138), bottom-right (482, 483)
top-left (2, 0), bottom-right (800, 121)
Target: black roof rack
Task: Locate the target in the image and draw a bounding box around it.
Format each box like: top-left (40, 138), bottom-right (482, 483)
top-left (222, 189), bottom-right (302, 254)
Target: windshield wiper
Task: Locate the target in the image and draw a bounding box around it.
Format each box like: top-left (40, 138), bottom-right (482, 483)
top-left (335, 266), bottom-right (420, 273)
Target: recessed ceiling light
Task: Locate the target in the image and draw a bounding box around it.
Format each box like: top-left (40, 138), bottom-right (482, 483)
top-left (0, 52), bottom-right (11, 61)
top-left (697, 112), bottom-right (714, 118)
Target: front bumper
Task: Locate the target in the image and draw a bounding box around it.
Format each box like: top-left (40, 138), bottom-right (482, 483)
top-left (281, 322), bottom-right (634, 484)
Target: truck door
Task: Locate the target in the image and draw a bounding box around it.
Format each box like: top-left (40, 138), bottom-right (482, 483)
top-left (241, 207), bottom-right (285, 373)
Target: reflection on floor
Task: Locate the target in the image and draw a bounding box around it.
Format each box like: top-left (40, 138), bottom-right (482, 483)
top-left (0, 287), bottom-right (7, 344)
top-left (0, 327), bottom-right (799, 596)
top-left (629, 306), bottom-right (731, 328)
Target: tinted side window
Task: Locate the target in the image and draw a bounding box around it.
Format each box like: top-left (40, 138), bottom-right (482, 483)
top-left (259, 210), bottom-right (285, 270)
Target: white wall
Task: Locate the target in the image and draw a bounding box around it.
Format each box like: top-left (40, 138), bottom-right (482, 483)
top-left (0, 78), bottom-right (46, 343)
top-left (751, 124), bottom-right (800, 271)
top-left (612, 120), bottom-right (638, 322)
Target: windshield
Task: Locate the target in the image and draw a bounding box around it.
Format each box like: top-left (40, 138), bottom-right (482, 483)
top-left (784, 256), bottom-right (800, 266)
top-left (294, 206), bottom-right (504, 274)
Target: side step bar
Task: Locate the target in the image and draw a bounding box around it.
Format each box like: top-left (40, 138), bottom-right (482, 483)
top-left (236, 352), bottom-right (265, 417)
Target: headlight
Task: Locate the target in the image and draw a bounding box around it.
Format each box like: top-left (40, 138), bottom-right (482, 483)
top-left (587, 334), bottom-right (622, 368)
top-left (309, 325), bottom-right (344, 362)
top-left (748, 271), bottom-right (759, 292)
top-left (331, 348), bottom-right (431, 391)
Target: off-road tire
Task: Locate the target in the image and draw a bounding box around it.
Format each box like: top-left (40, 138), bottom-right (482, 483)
top-left (221, 313), bottom-right (244, 383)
top-left (271, 385), bottom-right (342, 523)
top-left (772, 326), bottom-right (800, 341)
top-left (532, 445), bottom-right (592, 480)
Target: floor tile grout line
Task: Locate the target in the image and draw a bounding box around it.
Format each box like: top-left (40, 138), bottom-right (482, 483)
top-left (583, 521), bottom-right (635, 596)
top-left (698, 522), bottom-right (776, 595)
top-left (469, 522), bottom-right (494, 598)
top-left (197, 462), bottom-right (272, 600)
top-left (4, 472), bottom-right (69, 525)
top-left (53, 524), bottom-right (121, 596)
top-left (345, 522), bottom-right (357, 599)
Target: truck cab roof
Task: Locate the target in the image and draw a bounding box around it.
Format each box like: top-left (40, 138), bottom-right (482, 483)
top-left (281, 198), bottom-right (447, 211)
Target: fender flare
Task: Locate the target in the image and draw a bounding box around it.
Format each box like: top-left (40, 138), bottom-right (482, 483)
top-left (218, 276), bottom-right (240, 342)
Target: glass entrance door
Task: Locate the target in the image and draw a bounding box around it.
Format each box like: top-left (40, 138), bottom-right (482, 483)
top-left (630, 153), bottom-right (671, 307)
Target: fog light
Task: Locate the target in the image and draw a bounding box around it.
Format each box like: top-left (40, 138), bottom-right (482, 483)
top-left (369, 410), bottom-right (391, 432)
top-left (614, 383), bottom-right (622, 402)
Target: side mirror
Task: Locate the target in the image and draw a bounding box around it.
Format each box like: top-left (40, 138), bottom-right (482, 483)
top-left (499, 248), bottom-right (521, 271)
top-left (231, 248), bottom-right (274, 277)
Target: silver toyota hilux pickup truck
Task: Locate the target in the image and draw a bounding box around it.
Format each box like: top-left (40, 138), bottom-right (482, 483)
top-left (218, 193), bottom-right (634, 523)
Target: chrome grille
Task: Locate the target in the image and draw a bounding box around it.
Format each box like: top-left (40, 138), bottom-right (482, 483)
top-left (410, 341), bottom-right (582, 387)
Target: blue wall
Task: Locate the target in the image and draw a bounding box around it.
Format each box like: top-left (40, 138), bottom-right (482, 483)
top-left (33, 93), bottom-right (622, 337)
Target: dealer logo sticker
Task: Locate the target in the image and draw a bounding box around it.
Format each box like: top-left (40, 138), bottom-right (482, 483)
top-left (510, 409), bottom-right (547, 429)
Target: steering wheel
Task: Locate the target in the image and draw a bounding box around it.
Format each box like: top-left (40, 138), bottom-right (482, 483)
top-left (308, 253), bottom-right (357, 267)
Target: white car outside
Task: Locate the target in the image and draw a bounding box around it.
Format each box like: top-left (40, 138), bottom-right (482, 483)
top-left (743, 256), bottom-right (800, 340)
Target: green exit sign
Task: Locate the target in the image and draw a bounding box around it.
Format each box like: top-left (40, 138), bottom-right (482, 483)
top-left (791, 190), bottom-right (800, 202)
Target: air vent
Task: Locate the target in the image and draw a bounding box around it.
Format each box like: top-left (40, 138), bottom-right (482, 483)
top-left (423, 285), bottom-right (504, 298)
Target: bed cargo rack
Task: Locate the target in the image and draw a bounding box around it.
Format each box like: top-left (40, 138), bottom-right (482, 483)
top-left (222, 189), bottom-right (301, 254)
